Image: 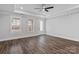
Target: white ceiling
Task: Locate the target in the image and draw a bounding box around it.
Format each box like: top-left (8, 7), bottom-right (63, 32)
top-left (0, 4), bottom-right (79, 18)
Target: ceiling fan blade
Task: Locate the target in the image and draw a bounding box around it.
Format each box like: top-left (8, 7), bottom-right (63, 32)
top-left (45, 9), bottom-right (48, 12)
top-left (45, 6), bottom-right (54, 9)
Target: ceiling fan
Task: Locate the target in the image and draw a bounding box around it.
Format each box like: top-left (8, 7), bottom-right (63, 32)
top-left (35, 4), bottom-right (54, 12)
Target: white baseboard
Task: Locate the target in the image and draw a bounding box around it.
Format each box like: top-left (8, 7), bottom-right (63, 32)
top-left (46, 34), bottom-right (79, 42)
top-left (1, 33), bottom-right (79, 42)
top-left (0, 34), bottom-right (41, 42)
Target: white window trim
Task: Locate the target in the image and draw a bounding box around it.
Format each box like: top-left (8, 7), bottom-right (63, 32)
top-left (10, 16), bottom-right (21, 32)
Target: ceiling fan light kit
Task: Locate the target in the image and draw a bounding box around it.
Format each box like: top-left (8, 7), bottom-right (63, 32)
top-left (35, 4), bottom-right (54, 12)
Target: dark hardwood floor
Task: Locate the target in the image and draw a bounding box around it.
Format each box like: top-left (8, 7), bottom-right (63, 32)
top-left (0, 34), bottom-right (79, 54)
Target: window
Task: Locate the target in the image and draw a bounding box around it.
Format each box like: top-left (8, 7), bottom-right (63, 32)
top-left (27, 19), bottom-right (33, 32)
top-left (11, 17), bottom-right (21, 32)
top-left (40, 20), bottom-right (43, 31)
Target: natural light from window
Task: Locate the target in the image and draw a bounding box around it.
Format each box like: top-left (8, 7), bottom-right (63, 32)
top-left (40, 20), bottom-right (43, 31)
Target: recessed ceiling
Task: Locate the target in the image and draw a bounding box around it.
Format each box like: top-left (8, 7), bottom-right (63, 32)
top-left (0, 4), bottom-right (79, 18)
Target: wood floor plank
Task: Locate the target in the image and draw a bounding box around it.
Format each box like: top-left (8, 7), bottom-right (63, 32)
top-left (0, 34), bottom-right (79, 54)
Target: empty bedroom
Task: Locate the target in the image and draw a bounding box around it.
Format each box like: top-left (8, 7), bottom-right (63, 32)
top-left (0, 4), bottom-right (79, 54)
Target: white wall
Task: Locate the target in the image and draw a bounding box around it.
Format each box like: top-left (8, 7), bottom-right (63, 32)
top-left (0, 13), bottom-right (45, 41)
top-left (46, 13), bottom-right (79, 41)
